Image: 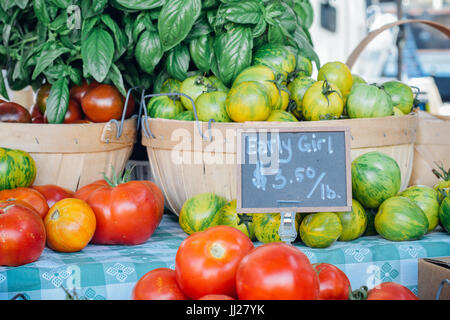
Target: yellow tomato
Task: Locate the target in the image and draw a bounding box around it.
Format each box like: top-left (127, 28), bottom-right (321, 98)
top-left (317, 61), bottom-right (353, 99)
top-left (302, 81), bottom-right (344, 121)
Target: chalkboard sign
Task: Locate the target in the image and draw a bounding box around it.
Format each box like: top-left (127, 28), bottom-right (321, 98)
top-left (236, 127), bottom-right (352, 213)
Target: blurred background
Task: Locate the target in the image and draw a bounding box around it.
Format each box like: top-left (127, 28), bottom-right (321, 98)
top-left (309, 0), bottom-right (450, 116)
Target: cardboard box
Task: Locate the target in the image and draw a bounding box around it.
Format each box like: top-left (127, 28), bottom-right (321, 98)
top-left (418, 257), bottom-right (450, 300)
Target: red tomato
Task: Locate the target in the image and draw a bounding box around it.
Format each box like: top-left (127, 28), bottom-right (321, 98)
top-left (175, 226), bottom-right (254, 299)
top-left (0, 201), bottom-right (46, 266)
top-left (313, 263), bottom-right (351, 300)
top-left (0, 187), bottom-right (49, 219)
top-left (236, 243), bottom-right (320, 300)
top-left (132, 268), bottom-right (187, 300)
top-left (0, 102), bottom-right (32, 123)
top-left (367, 282), bottom-right (419, 300)
top-left (198, 294), bottom-right (235, 300)
top-left (70, 80), bottom-right (100, 105)
top-left (32, 184), bottom-right (75, 209)
top-left (30, 104), bottom-right (44, 123)
top-left (80, 84), bottom-right (135, 123)
top-left (74, 179), bottom-right (164, 245)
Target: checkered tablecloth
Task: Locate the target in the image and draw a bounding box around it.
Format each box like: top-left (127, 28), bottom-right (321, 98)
top-left (1, 212), bottom-right (449, 300)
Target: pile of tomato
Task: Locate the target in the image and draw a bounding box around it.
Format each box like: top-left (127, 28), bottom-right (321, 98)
top-left (132, 225), bottom-right (418, 301)
top-left (0, 80), bottom-right (135, 124)
top-left (0, 163), bottom-right (164, 267)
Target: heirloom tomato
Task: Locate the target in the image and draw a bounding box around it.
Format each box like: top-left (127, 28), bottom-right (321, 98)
top-left (175, 225), bottom-right (254, 299)
top-left (346, 84), bottom-right (393, 119)
top-left (302, 80), bottom-right (344, 121)
top-left (236, 243), bottom-right (320, 300)
top-left (198, 294), bottom-right (235, 300)
top-left (32, 184), bottom-right (75, 208)
top-left (30, 104), bottom-right (44, 123)
top-left (196, 91), bottom-right (231, 122)
top-left (217, 200), bottom-right (255, 240)
top-left (0, 187), bottom-right (49, 219)
top-left (253, 44), bottom-right (296, 80)
top-left (74, 172), bottom-right (164, 245)
top-left (288, 76), bottom-right (315, 119)
top-left (0, 201), bottom-right (46, 266)
top-left (335, 199), bottom-right (367, 241)
top-left (147, 95), bottom-right (184, 120)
top-left (179, 75), bottom-right (213, 110)
top-left (317, 61), bottom-right (353, 99)
top-left (382, 81), bottom-right (414, 114)
top-left (367, 282), bottom-right (418, 300)
top-left (313, 263), bottom-right (351, 300)
top-left (160, 78), bottom-right (182, 94)
top-left (299, 212), bottom-right (342, 248)
top-left (266, 110), bottom-right (298, 122)
top-left (439, 196), bottom-right (450, 233)
top-left (44, 198), bottom-right (96, 252)
top-left (69, 80), bottom-right (100, 105)
top-left (0, 102), bottom-right (32, 123)
top-left (0, 147), bottom-right (36, 191)
top-left (81, 84), bottom-right (135, 122)
top-left (133, 268), bottom-right (187, 300)
top-left (36, 83), bottom-right (51, 114)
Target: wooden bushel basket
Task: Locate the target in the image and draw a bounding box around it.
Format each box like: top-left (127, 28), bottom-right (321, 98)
top-left (0, 89), bottom-right (137, 191)
top-left (346, 19), bottom-right (450, 188)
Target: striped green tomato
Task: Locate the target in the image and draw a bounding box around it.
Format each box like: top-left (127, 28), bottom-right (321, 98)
top-left (253, 213), bottom-right (300, 243)
top-left (160, 78), bottom-right (182, 94)
top-left (336, 199), bottom-right (367, 241)
top-left (382, 81), bottom-right (414, 115)
top-left (302, 80), bottom-right (344, 121)
top-left (179, 193), bottom-right (227, 235)
top-left (351, 74), bottom-right (367, 87)
top-left (439, 196), bottom-right (450, 234)
top-left (0, 147), bottom-right (37, 191)
top-left (147, 96), bottom-right (184, 119)
top-left (375, 196), bottom-right (429, 241)
top-left (288, 76), bottom-right (315, 119)
top-left (180, 76), bottom-right (213, 110)
top-left (196, 91), bottom-right (231, 122)
top-left (295, 55), bottom-right (313, 77)
top-left (233, 65), bottom-right (281, 110)
top-left (317, 61), bottom-right (353, 99)
top-left (346, 84), bottom-right (393, 119)
top-left (351, 152), bottom-right (401, 209)
top-left (398, 185), bottom-right (440, 232)
top-left (299, 212), bottom-right (342, 248)
top-left (266, 110), bottom-right (298, 122)
top-left (363, 207), bottom-right (378, 236)
top-left (217, 200), bottom-right (255, 240)
top-left (174, 110), bottom-right (195, 121)
top-left (226, 81), bottom-right (272, 122)
top-left (253, 44), bottom-right (296, 80)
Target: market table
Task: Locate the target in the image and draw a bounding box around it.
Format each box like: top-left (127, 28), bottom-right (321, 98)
top-left (1, 212), bottom-right (449, 300)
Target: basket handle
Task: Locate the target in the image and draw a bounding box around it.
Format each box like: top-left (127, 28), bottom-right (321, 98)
top-left (346, 19), bottom-right (450, 70)
top-left (140, 91), bottom-right (214, 141)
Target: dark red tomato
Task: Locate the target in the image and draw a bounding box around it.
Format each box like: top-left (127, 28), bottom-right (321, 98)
top-left (367, 282), bottom-right (419, 300)
top-left (0, 201), bottom-right (46, 266)
top-left (313, 263), bottom-right (351, 300)
top-left (36, 83), bottom-right (51, 114)
top-left (69, 80), bottom-right (100, 105)
top-left (44, 99), bottom-right (83, 124)
top-left (81, 84), bottom-right (135, 123)
top-left (198, 294), bottom-right (235, 300)
top-left (0, 102), bottom-right (32, 123)
top-left (175, 226), bottom-right (254, 299)
top-left (0, 187), bottom-right (49, 220)
top-left (74, 179), bottom-right (164, 245)
top-left (30, 104), bottom-right (44, 123)
top-left (32, 185), bottom-right (75, 209)
top-left (236, 243), bottom-right (320, 300)
top-left (132, 268), bottom-right (187, 300)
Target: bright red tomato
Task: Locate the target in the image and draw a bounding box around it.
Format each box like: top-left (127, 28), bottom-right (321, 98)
top-left (175, 226), bottom-right (254, 299)
top-left (0, 187), bottom-right (49, 219)
top-left (236, 243), bottom-right (320, 300)
top-left (0, 201), bottom-right (46, 266)
top-left (74, 178), bottom-right (164, 245)
top-left (32, 184), bottom-right (75, 209)
top-left (132, 268), bottom-right (187, 300)
top-left (367, 282), bottom-right (419, 300)
top-left (198, 294), bottom-right (235, 300)
top-left (313, 263), bottom-right (351, 300)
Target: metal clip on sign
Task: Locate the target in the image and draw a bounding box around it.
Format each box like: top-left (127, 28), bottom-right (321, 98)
top-left (278, 212), bottom-right (297, 245)
top-left (106, 86), bottom-right (143, 141)
top-left (139, 91), bottom-right (214, 141)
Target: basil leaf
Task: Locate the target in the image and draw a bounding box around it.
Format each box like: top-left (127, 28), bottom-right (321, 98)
top-left (287, 25), bottom-right (320, 70)
top-left (46, 77), bottom-right (69, 124)
top-left (43, 64), bottom-right (69, 83)
top-left (153, 69), bottom-right (170, 94)
top-left (81, 27), bottom-right (115, 83)
top-left (113, 0), bottom-right (165, 10)
top-left (185, 15), bottom-right (212, 41)
top-left (81, 0), bottom-right (108, 18)
top-left (108, 63), bottom-right (127, 97)
top-left (294, 0), bottom-right (314, 29)
top-left (0, 70), bottom-right (10, 100)
top-left (213, 26), bottom-right (252, 86)
top-left (49, 0), bottom-right (72, 9)
top-left (253, 18), bottom-right (267, 38)
top-left (81, 16), bottom-right (99, 42)
top-left (135, 30), bottom-right (163, 75)
top-left (32, 43), bottom-right (70, 80)
top-left (165, 44), bottom-right (190, 82)
top-left (101, 14), bottom-right (127, 59)
top-left (189, 35), bottom-right (213, 73)
top-left (15, 0), bottom-right (29, 10)
top-left (221, 0), bottom-right (264, 25)
top-left (158, 0), bottom-right (202, 51)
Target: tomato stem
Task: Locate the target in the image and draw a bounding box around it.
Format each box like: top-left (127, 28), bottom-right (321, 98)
top-left (348, 285), bottom-right (369, 300)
